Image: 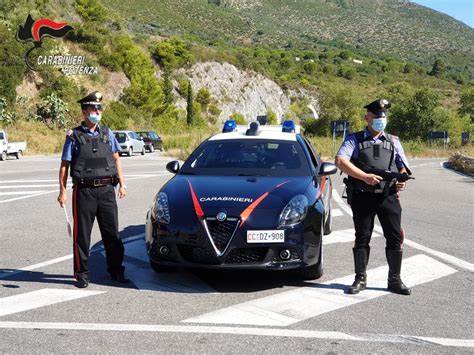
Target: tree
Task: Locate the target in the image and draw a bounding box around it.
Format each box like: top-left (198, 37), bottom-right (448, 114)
top-left (122, 72), bottom-right (165, 116)
top-left (266, 108), bottom-right (278, 124)
top-left (429, 59), bottom-right (446, 78)
top-left (186, 81), bottom-right (194, 126)
top-left (459, 87), bottom-right (474, 123)
top-left (162, 69), bottom-right (174, 105)
top-left (196, 87), bottom-right (212, 111)
top-left (389, 88), bottom-right (441, 139)
top-left (36, 93), bottom-right (70, 128)
top-left (151, 37), bottom-right (194, 70)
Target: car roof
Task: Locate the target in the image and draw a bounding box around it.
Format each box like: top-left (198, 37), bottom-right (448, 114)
top-left (209, 124), bottom-right (300, 142)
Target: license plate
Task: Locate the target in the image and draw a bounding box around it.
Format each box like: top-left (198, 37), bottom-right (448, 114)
top-left (247, 230), bottom-right (285, 243)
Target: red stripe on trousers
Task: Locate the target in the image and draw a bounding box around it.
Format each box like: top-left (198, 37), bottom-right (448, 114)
top-left (72, 186), bottom-right (80, 276)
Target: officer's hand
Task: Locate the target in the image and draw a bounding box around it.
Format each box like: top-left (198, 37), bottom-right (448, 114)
top-left (118, 186), bottom-right (127, 199)
top-left (364, 173), bottom-right (382, 186)
top-left (396, 181), bottom-right (407, 191)
top-left (58, 190), bottom-right (67, 207)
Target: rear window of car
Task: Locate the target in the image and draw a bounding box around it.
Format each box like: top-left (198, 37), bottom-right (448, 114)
top-left (114, 133), bottom-right (127, 143)
top-left (180, 139), bottom-right (311, 177)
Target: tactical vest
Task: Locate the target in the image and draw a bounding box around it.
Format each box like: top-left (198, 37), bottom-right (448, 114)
top-left (70, 126), bottom-right (117, 181)
top-left (348, 131), bottom-right (398, 193)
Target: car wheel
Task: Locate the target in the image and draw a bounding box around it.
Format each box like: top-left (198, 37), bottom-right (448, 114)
top-left (141, 146), bottom-right (146, 155)
top-left (149, 144), bottom-right (154, 153)
top-left (150, 260), bottom-right (174, 273)
top-left (299, 225), bottom-right (323, 280)
top-left (15, 150), bottom-right (22, 159)
top-left (127, 147), bottom-right (133, 157)
top-left (0, 151), bottom-right (6, 161)
top-left (324, 200), bottom-right (332, 235)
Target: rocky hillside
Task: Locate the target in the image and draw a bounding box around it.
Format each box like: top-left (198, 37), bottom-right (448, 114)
top-left (175, 62), bottom-right (293, 122)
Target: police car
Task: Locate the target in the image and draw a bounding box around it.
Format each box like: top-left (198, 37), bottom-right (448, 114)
top-left (145, 120), bottom-right (337, 279)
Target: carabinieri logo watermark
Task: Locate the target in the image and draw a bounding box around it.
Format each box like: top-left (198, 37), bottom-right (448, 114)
top-left (16, 14), bottom-right (98, 75)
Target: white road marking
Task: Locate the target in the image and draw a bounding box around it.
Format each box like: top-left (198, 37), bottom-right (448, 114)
top-left (0, 322), bottom-right (471, 348)
top-left (332, 189), bottom-right (474, 273)
top-left (0, 190), bottom-right (57, 204)
top-left (0, 185), bottom-right (57, 188)
top-left (324, 228), bottom-right (380, 245)
top-left (0, 234), bottom-right (144, 280)
top-left (182, 255), bottom-right (456, 327)
top-left (0, 289), bottom-right (105, 317)
top-left (332, 188), bottom-right (352, 215)
top-left (0, 191), bottom-right (47, 195)
top-left (105, 237), bottom-right (216, 293)
top-left (331, 208), bottom-right (344, 217)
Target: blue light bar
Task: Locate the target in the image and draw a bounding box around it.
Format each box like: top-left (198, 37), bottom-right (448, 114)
top-left (282, 120), bottom-right (296, 133)
top-left (223, 120), bottom-right (237, 133)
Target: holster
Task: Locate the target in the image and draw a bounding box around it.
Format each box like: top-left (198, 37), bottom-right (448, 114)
top-left (343, 177), bottom-right (354, 205)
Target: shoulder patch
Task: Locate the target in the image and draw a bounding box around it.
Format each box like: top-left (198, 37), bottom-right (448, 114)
top-left (66, 129), bottom-right (74, 137)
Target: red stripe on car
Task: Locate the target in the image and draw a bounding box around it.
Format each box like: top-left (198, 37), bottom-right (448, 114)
top-left (187, 180), bottom-right (204, 220)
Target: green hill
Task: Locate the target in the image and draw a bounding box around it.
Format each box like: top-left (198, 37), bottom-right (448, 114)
top-left (103, 0), bottom-right (473, 65)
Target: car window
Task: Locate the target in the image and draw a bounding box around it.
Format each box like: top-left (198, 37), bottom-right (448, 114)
top-left (302, 137), bottom-right (321, 169)
top-left (180, 139), bottom-right (311, 177)
top-left (114, 133), bottom-right (127, 143)
top-left (137, 132), bottom-right (146, 138)
top-left (0, 132), bottom-right (4, 140)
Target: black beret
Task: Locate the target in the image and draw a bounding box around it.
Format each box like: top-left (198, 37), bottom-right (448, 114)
top-left (364, 98), bottom-right (391, 115)
top-left (78, 91), bottom-right (103, 107)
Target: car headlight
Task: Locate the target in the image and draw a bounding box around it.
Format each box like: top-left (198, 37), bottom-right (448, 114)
top-left (152, 192), bottom-right (170, 224)
top-left (279, 195), bottom-right (308, 227)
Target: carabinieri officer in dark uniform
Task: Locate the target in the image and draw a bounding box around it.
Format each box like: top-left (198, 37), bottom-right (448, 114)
top-left (335, 99), bottom-right (412, 295)
top-left (57, 91), bottom-right (129, 288)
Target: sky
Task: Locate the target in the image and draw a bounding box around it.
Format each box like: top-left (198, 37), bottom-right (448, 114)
top-left (412, 0), bottom-right (473, 28)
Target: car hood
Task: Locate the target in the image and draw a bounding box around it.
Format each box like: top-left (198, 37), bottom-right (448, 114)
top-left (161, 175), bottom-right (312, 223)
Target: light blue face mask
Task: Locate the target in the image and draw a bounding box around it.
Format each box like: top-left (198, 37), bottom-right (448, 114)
top-left (371, 117), bottom-right (387, 132)
top-left (88, 113), bottom-right (102, 124)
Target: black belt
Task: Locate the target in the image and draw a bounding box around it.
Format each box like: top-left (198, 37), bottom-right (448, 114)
top-left (73, 177), bottom-right (117, 187)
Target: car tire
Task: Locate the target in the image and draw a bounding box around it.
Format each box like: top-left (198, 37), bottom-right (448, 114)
top-left (15, 150), bottom-right (22, 159)
top-left (150, 260), bottom-right (174, 273)
top-left (324, 200), bottom-right (332, 235)
top-left (141, 146), bottom-right (146, 155)
top-left (127, 147), bottom-right (133, 157)
top-left (0, 151), bottom-right (6, 161)
top-left (299, 225), bottom-right (323, 280)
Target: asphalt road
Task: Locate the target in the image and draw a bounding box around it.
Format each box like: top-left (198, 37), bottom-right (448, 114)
top-left (0, 153), bottom-right (473, 354)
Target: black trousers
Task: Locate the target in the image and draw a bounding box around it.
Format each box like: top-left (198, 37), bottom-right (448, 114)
top-left (350, 191), bottom-right (403, 250)
top-left (72, 185), bottom-right (125, 281)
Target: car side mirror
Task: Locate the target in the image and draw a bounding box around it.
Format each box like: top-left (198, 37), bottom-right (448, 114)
top-left (319, 162), bottom-right (337, 176)
top-left (140, 137), bottom-right (144, 141)
top-left (166, 161), bottom-right (180, 174)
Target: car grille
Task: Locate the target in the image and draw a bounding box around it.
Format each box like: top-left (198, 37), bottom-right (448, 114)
top-left (225, 248), bottom-right (268, 264)
top-left (178, 245), bottom-right (219, 265)
top-left (204, 217), bottom-right (240, 255)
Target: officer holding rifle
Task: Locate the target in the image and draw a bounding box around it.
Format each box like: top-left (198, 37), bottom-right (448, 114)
top-left (335, 99), bottom-right (413, 296)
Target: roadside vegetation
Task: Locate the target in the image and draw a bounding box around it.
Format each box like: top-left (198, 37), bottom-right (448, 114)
top-left (0, 0), bottom-right (472, 162)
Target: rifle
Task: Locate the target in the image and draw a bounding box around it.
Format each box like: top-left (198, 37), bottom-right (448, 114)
top-left (364, 167), bottom-right (414, 182)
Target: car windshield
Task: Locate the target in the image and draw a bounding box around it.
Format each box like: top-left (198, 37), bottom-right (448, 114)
top-left (114, 133), bottom-right (127, 143)
top-left (180, 139), bottom-right (311, 176)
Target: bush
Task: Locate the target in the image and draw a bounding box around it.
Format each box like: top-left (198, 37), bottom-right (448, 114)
top-left (151, 37), bottom-right (195, 70)
top-left (229, 111), bottom-right (246, 124)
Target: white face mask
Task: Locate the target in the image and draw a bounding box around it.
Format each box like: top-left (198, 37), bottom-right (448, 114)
top-left (88, 113), bottom-right (101, 124)
top-left (371, 117), bottom-right (387, 132)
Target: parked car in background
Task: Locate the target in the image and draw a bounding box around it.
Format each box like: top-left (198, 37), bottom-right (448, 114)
top-left (113, 130), bottom-right (146, 156)
top-left (0, 129), bottom-right (27, 161)
top-left (137, 131), bottom-right (163, 152)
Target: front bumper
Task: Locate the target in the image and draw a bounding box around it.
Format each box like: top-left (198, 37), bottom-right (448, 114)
top-left (146, 219), bottom-right (322, 271)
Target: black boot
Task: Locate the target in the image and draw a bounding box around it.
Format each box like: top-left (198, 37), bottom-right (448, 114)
top-left (348, 248), bottom-right (369, 294)
top-left (386, 249), bottom-right (411, 295)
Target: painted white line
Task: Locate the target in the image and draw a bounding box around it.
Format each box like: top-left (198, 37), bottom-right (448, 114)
top-left (182, 255), bottom-right (456, 327)
top-left (0, 179), bottom-right (70, 183)
top-left (0, 289), bottom-right (105, 317)
top-left (0, 190), bottom-right (57, 204)
top-left (0, 234), bottom-right (144, 280)
top-left (331, 208), bottom-right (344, 217)
top-left (0, 185), bottom-right (57, 189)
top-left (323, 228), bottom-right (380, 245)
top-left (0, 322), bottom-right (470, 348)
top-left (108, 238), bottom-right (216, 293)
top-left (332, 189), bottom-right (352, 216)
top-left (410, 163), bottom-right (437, 168)
top-left (332, 189), bottom-right (474, 273)
top-left (0, 190), bottom-right (47, 195)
